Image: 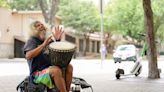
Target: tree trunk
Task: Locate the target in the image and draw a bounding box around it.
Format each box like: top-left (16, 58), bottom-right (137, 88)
top-left (83, 34), bottom-right (89, 56)
top-left (49, 0), bottom-right (60, 25)
top-left (143, 0), bottom-right (160, 79)
top-left (38, 0), bottom-right (60, 26)
top-left (39, 0), bottom-right (49, 23)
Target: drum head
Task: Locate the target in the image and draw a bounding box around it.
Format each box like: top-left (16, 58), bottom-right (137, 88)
top-left (49, 41), bottom-right (76, 51)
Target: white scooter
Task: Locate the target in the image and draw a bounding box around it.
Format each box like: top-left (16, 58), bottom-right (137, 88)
top-left (115, 61), bottom-right (142, 79)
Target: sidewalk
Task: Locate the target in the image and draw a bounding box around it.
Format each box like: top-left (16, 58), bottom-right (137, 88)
top-left (0, 58), bottom-right (164, 92)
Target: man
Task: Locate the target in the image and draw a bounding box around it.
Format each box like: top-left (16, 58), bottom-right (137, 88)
top-left (23, 21), bottom-right (73, 92)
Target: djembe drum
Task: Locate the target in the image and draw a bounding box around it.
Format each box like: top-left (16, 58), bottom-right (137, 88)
top-left (49, 41), bottom-right (76, 68)
top-left (49, 41), bottom-right (76, 91)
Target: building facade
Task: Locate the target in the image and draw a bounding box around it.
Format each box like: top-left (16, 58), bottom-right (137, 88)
top-left (0, 8), bottom-right (61, 58)
top-left (0, 8), bottom-right (103, 58)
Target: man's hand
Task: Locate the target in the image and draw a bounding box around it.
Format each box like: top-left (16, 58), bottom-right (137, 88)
top-left (42, 36), bottom-right (52, 47)
top-left (52, 26), bottom-right (64, 40)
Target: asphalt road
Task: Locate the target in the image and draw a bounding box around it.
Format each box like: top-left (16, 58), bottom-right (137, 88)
top-left (0, 58), bottom-right (164, 92)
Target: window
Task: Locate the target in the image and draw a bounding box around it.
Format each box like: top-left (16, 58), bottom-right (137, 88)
top-left (92, 41), bottom-right (95, 52)
top-left (79, 39), bottom-right (84, 52)
top-left (86, 39), bottom-right (89, 52)
top-left (65, 34), bottom-right (75, 43)
top-left (97, 41), bottom-right (100, 53)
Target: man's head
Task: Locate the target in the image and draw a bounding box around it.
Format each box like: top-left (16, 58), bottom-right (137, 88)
top-left (29, 21), bottom-right (47, 41)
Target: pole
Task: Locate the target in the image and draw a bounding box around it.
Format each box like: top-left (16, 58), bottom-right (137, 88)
top-left (100, 13), bottom-right (104, 68)
top-left (100, 0), bottom-right (104, 68)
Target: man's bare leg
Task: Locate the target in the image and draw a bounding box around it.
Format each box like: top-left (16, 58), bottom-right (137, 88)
top-left (66, 64), bottom-right (73, 92)
top-left (49, 66), bottom-right (67, 92)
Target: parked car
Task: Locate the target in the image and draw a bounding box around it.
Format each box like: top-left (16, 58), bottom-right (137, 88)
top-left (113, 44), bottom-right (137, 63)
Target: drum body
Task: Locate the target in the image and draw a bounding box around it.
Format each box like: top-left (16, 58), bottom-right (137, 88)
top-left (49, 42), bottom-right (76, 68)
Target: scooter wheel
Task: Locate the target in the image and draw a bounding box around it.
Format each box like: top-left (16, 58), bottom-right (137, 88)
top-left (135, 66), bottom-right (142, 76)
top-left (135, 73), bottom-right (139, 76)
top-left (116, 74), bottom-right (120, 79)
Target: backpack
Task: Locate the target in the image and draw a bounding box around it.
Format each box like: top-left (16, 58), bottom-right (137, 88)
top-left (16, 76), bottom-right (93, 92)
top-left (72, 77), bottom-right (93, 92)
top-left (16, 76), bottom-right (46, 92)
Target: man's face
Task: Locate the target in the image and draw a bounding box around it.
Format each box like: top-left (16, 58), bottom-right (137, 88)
top-left (34, 21), bottom-right (46, 40)
top-left (34, 21), bottom-right (45, 31)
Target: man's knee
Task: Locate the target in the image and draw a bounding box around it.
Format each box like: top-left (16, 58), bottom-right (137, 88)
top-left (49, 66), bottom-right (62, 77)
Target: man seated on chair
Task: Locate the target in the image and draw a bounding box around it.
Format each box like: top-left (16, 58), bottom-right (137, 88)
top-left (23, 20), bottom-right (73, 92)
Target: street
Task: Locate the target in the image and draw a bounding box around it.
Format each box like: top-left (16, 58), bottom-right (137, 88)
top-left (0, 57), bottom-right (164, 92)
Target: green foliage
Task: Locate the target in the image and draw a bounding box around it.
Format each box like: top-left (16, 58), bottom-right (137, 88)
top-left (105, 0), bottom-right (144, 41)
top-left (8, 0), bottom-right (163, 42)
top-left (0, 0), bottom-right (10, 8)
top-left (9, 0), bottom-right (40, 10)
top-left (152, 1), bottom-right (164, 41)
top-left (57, 0), bottom-right (99, 33)
top-left (105, 0), bottom-right (164, 42)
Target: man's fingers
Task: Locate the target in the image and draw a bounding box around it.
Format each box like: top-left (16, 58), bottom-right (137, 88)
top-left (47, 36), bottom-right (53, 43)
top-left (47, 35), bottom-right (52, 41)
top-left (55, 26), bottom-right (57, 32)
top-left (58, 30), bottom-right (64, 39)
top-left (59, 27), bottom-right (62, 32)
top-left (61, 30), bottom-right (64, 35)
top-left (54, 25), bottom-right (63, 32)
top-left (58, 26), bottom-right (59, 31)
top-left (52, 25), bottom-right (64, 40)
